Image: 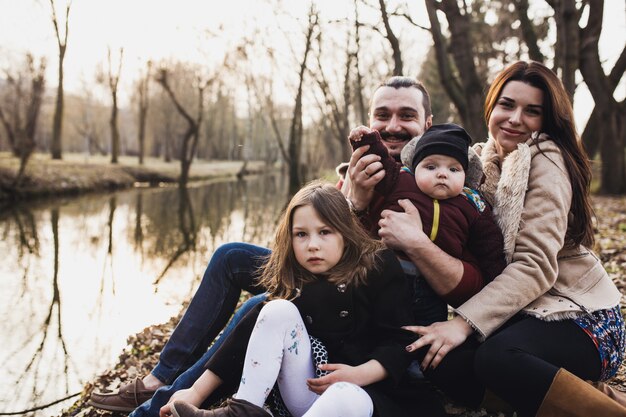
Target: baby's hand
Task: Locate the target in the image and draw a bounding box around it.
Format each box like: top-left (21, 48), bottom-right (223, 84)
top-left (348, 126), bottom-right (372, 143)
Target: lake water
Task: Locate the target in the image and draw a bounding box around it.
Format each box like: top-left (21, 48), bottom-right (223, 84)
top-left (0, 174), bottom-right (289, 416)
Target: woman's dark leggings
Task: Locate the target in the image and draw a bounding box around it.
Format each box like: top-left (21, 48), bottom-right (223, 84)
top-left (425, 316), bottom-right (601, 417)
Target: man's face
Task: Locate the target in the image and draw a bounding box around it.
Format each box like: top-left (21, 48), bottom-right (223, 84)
top-left (368, 86), bottom-right (432, 159)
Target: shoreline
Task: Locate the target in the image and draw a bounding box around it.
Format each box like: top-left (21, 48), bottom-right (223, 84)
top-left (0, 152), bottom-right (273, 204)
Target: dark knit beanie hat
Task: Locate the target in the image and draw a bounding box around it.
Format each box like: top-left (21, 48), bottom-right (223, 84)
top-left (411, 123), bottom-right (472, 172)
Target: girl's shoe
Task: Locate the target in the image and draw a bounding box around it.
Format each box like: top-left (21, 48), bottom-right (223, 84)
top-left (171, 398), bottom-right (271, 417)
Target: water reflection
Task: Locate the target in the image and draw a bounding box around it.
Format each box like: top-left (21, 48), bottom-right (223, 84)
top-left (0, 174), bottom-right (288, 416)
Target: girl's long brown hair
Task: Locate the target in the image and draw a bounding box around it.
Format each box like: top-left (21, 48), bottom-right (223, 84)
top-left (257, 180), bottom-right (384, 300)
top-left (484, 60), bottom-right (595, 248)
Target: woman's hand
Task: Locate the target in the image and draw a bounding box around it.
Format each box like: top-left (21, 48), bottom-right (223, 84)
top-left (159, 388), bottom-right (204, 417)
top-left (306, 360), bottom-right (386, 394)
top-left (378, 199), bottom-right (426, 251)
top-left (403, 316), bottom-right (474, 369)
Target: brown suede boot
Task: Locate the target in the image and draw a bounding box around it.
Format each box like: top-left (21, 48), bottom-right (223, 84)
top-left (170, 398), bottom-right (271, 417)
top-left (593, 381), bottom-right (626, 407)
top-left (536, 369), bottom-right (626, 417)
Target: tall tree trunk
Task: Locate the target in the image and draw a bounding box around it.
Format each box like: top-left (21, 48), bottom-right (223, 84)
top-left (0, 55), bottom-right (46, 188)
top-left (424, 0), bottom-right (487, 140)
top-left (51, 57), bottom-right (64, 159)
top-left (156, 69), bottom-right (210, 188)
top-left (513, 0), bottom-right (544, 62)
top-left (49, 0), bottom-right (70, 160)
top-left (353, 0), bottom-right (367, 125)
top-left (551, 0), bottom-right (579, 100)
top-left (110, 92), bottom-right (120, 163)
top-left (579, 0), bottom-right (626, 194)
top-left (581, 47), bottom-right (626, 158)
top-left (107, 48), bottom-right (123, 164)
top-left (439, 0), bottom-right (487, 140)
top-left (137, 62), bottom-right (151, 165)
top-left (287, 5), bottom-right (317, 194)
top-left (378, 0), bottom-right (403, 75)
top-left (15, 57), bottom-right (46, 186)
top-left (138, 105), bottom-right (147, 165)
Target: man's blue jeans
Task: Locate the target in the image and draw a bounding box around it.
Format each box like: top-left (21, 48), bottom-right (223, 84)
top-left (129, 242), bottom-right (269, 417)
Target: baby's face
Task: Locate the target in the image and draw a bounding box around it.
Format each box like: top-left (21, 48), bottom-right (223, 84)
top-left (414, 154), bottom-right (465, 200)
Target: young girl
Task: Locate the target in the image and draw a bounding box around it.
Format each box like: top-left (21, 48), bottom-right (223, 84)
top-left (163, 181), bottom-right (418, 417)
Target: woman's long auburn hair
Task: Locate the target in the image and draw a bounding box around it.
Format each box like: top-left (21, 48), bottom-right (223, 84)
top-left (256, 180), bottom-right (384, 300)
top-left (484, 60), bottom-right (595, 248)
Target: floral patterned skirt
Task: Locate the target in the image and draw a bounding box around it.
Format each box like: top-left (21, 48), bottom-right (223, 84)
top-left (574, 304), bottom-right (626, 380)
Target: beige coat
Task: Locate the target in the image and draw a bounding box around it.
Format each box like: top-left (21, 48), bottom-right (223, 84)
top-left (455, 134), bottom-right (622, 339)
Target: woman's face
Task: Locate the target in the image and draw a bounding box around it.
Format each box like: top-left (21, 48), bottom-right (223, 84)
top-left (488, 80), bottom-right (544, 159)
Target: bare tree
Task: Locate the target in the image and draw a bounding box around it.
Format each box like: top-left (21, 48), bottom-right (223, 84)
top-left (0, 54), bottom-right (46, 187)
top-left (353, 0), bottom-right (367, 125)
top-left (579, 0), bottom-right (626, 194)
top-left (136, 61), bottom-right (152, 165)
top-left (516, 0), bottom-right (579, 100)
top-left (549, 0), bottom-right (580, 99)
top-left (155, 68), bottom-right (213, 187)
top-left (311, 28), bottom-right (353, 162)
top-left (73, 83), bottom-right (108, 156)
top-left (512, 0), bottom-right (544, 62)
top-left (286, 4), bottom-right (318, 193)
top-left (424, 0), bottom-right (487, 140)
top-left (49, 0), bottom-right (71, 160)
top-left (377, 0), bottom-right (403, 76)
top-left (581, 48), bottom-right (626, 159)
top-left (103, 47), bottom-right (124, 164)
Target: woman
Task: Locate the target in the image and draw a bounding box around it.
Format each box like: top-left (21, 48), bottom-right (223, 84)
top-left (387, 61), bottom-right (625, 417)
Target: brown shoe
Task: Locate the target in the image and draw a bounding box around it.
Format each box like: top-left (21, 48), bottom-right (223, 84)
top-left (171, 398), bottom-right (271, 417)
top-left (88, 378), bottom-right (157, 412)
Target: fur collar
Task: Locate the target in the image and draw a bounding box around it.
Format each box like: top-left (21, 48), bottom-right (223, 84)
top-left (479, 137), bottom-right (533, 263)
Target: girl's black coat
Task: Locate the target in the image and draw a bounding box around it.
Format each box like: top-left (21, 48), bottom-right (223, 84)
top-left (205, 249), bottom-right (427, 416)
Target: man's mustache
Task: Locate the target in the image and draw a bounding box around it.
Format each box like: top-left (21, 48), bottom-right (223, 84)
top-left (379, 131), bottom-right (412, 142)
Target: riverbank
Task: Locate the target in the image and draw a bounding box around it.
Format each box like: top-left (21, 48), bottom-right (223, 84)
top-left (0, 152), bottom-right (271, 203)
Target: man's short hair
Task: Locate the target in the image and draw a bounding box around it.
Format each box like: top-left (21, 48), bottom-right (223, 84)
top-left (380, 76), bottom-right (432, 119)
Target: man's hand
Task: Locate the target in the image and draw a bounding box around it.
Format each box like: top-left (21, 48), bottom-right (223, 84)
top-left (306, 361), bottom-right (386, 394)
top-left (159, 388), bottom-right (204, 417)
top-left (345, 142), bottom-right (385, 211)
top-left (378, 199), bottom-right (426, 251)
top-left (403, 316), bottom-right (474, 369)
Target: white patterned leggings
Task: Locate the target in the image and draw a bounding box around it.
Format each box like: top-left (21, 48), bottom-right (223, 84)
top-left (234, 299), bottom-right (374, 417)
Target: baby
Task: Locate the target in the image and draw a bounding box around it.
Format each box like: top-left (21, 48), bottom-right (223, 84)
top-left (350, 123), bottom-right (506, 305)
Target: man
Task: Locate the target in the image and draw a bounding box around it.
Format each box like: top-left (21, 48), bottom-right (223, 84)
top-left (89, 76), bottom-right (484, 416)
